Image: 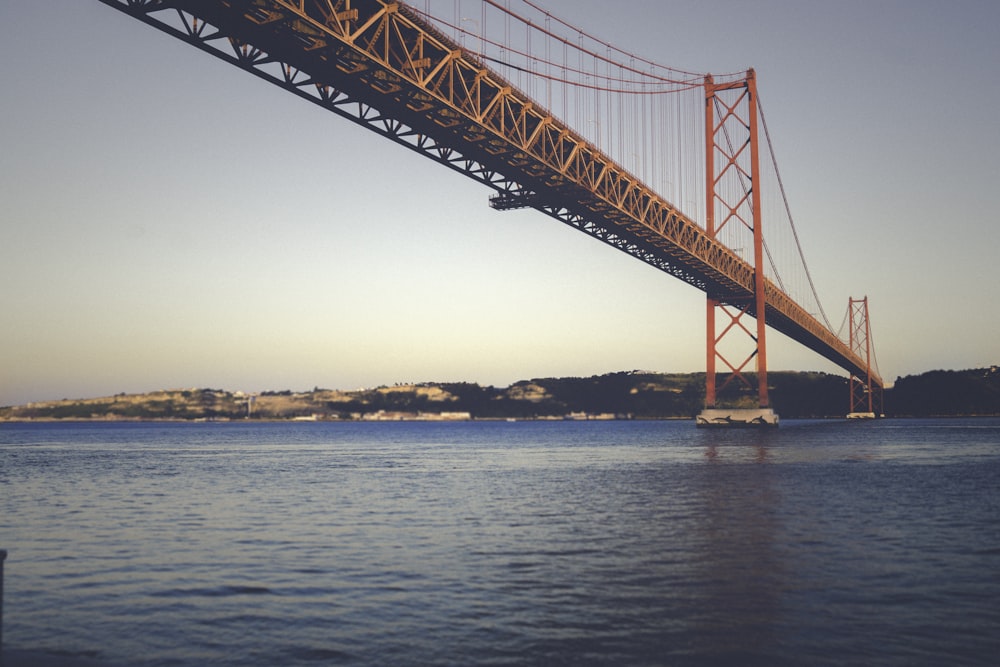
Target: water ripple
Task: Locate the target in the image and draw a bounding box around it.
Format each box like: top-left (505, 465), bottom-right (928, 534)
top-left (1, 418), bottom-right (998, 667)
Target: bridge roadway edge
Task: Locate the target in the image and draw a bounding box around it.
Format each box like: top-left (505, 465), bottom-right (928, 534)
top-left (96, 0), bottom-right (882, 395)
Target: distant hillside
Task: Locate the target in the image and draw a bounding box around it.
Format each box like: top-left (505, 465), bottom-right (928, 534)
top-left (0, 370), bottom-right (843, 421)
top-left (888, 366), bottom-right (1000, 417)
top-left (2, 367), bottom-right (996, 421)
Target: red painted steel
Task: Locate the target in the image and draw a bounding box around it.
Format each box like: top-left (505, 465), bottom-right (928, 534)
top-left (94, 0), bottom-right (883, 408)
top-left (704, 71), bottom-right (769, 409)
top-left (849, 296), bottom-right (882, 415)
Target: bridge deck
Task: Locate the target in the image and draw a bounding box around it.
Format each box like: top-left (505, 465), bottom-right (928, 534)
top-left (98, 0), bottom-right (882, 389)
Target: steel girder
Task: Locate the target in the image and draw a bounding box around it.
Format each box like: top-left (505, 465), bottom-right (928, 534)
top-left (96, 0), bottom-right (747, 292)
top-left (96, 0), bottom-right (882, 389)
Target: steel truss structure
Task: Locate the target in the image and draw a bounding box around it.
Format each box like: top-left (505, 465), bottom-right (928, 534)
top-left (97, 0), bottom-right (882, 395)
top-left (704, 72), bottom-right (769, 408)
top-left (849, 296), bottom-right (883, 415)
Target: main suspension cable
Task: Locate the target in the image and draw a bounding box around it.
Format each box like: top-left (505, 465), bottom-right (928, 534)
top-left (757, 95), bottom-right (832, 330)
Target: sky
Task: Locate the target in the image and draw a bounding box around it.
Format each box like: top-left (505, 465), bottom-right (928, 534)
top-left (1, 0), bottom-right (998, 406)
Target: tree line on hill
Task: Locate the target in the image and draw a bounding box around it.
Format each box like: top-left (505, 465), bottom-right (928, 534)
top-left (3, 366), bottom-right (997, 420)
top-left (888, 367), bottom-right (1000, 416)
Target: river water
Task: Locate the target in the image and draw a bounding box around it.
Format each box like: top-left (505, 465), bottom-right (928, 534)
top-left (1, 419), bottom-right (998, 666)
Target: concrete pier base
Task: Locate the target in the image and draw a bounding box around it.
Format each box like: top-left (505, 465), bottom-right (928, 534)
top-left (696, 408), bottom-right (779, 427)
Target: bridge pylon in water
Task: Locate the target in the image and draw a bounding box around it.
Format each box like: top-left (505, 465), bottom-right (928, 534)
top-left (697, 70), bottom-right (778, 427)
top-left (847, 296), bottom-right (883, 419)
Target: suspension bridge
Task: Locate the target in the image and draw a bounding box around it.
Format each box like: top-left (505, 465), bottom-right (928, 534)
top-left (96, 0), bottom-right (884, 425)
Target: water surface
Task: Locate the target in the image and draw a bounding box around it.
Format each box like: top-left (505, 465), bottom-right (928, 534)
top-left (1, 419), bottom-right (998, 665)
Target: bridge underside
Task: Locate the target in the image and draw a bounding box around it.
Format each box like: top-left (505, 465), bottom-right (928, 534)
top-left (97, 0), bottom-right (882, 392)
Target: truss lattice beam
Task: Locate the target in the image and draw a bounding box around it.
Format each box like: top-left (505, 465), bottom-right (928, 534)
top-left (96, 0), bottom-right (882, 389)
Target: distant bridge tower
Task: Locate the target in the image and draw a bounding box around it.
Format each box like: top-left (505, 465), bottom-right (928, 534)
top-left (848, 296), bottom-right (882, 418)
top-left (698, 70), bottom-right (778, 427)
